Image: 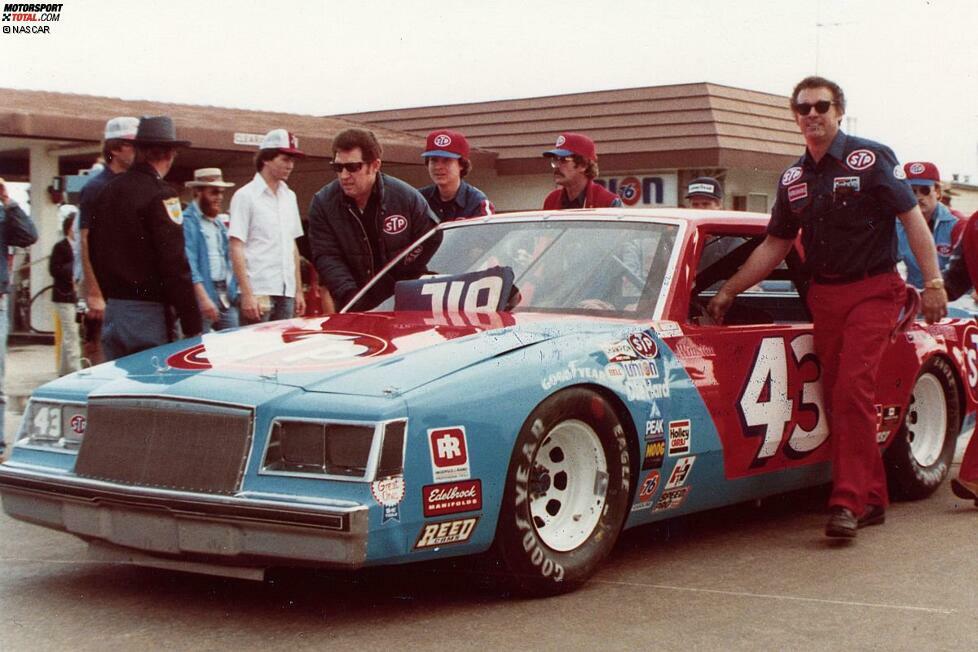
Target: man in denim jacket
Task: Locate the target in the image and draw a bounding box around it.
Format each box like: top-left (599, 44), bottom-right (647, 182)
top-left (896, 161), bottom-right (960, 288)
top-left (0, 178), bottom-right (39, 457)
top-left (183, 168), bottom-right (238, 331)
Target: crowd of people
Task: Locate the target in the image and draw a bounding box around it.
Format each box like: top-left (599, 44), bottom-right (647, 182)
top-left (7, 75), bottom-right (978, 522)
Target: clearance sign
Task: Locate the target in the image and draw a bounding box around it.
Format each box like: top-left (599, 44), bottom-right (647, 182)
top-left (595, 173), bottom-right (679, 207)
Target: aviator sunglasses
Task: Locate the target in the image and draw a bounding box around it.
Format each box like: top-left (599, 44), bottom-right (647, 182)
top-left (792, 100), bottom-right (837, 115)
top-left (331, 161), bottom-right (367, 173)
top-left (911, 185), bottom-right (933, 196)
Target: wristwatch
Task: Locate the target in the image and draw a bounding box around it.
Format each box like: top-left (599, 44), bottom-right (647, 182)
top-left (923, 278), bottom-right (945, 291)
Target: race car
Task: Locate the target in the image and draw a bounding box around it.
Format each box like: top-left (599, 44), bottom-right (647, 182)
top-left (1, 209), bottom-right (974, 595)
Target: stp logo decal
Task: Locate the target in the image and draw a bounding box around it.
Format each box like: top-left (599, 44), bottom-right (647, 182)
top-left (427, 426), bottom-right (471, 482)
top-left (909, 162), bottom-right (926, 175)
top-left (618, 176), bottom-right (641, 206)
top-left (628, 332), bottom-right (658, 358)
top-left (781, 167), bottom-right (803, 186)
top-left (433, 134), bottom-right (451, 147)
top-left (166, 328), bottom-right (391, 371)
top-left (846, 149), bottom-right (876, 171)
top-left (423, 479), bottom-right (482, 517)
top-left (383, 214), bottom-right (408, 235)
top-left (69, 414), bottom-right (86, 435)
top-left (555, 135), bottom-right (566, 147)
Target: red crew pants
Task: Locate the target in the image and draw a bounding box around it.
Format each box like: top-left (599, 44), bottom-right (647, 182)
top-left (807, 272), bottom-right (906, 514)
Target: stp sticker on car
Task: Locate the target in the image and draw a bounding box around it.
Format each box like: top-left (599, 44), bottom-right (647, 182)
top-left (664, 456), bottom-right (695, 489)
top-left (383, 214), bottom-right (408, 235)
top-left (428, 426), bottom-right (470, 482)
top-left (781, 167), bottom-right (803, 186)
top-left (846, 149), bottom-right (876, 171)
top-left (628, 331), bottom-right (658, 358)
top-left (414, 517), bottom-right (479, 549)
top-left (422, 480), bottom-right (482, 517)
top-left (653, 486), bottom-right (690, 512)
top-left (668, 419), bottom-right (691, 455)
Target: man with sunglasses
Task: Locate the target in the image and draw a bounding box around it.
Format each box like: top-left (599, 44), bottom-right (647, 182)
top-left (419, 129), bottom-right (493, 221)
top-left (708, 75), bottom-right (946, 540)
top-left (896, 161), bottom-right (960, 289)
top-left (183, 168), bottom-right (238, 332)
top-left (542, 133), bottom-right (622, 210)
top-left (228, 129), bottom-right (306, 324)
top-left (308, 128), bottom-right (438, 311)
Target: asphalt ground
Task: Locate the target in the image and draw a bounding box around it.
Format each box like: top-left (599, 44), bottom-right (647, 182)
top-left (2, 344), bottom-right (978, 650)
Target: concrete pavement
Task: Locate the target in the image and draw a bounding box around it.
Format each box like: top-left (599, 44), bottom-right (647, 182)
top-left (4, 342), bottom-right (58, 453)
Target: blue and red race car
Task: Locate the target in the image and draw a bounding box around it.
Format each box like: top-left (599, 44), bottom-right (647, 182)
top-left (1, 209), bottom-right (974, 594)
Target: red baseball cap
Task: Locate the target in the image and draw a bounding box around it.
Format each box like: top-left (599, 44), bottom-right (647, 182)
top-left (422, 130), bottom-right (469, 159)
top-left (904, 161), bottom-right (940, 186)
top-left (543, 133), bottom-right (597, 161)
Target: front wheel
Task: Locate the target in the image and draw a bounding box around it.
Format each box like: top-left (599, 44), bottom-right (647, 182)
top-left (884, 356), bottom-right (960, 500)
top-left (494, 388), bottom-right (631, 596)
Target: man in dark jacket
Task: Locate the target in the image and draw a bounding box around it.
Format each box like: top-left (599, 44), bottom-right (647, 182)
top-left (90, 116), bottom-right (202, 361)
top-left (49, 215), bottom-right (80, 375)
top-left (308, 128), bottom-right (438, 311)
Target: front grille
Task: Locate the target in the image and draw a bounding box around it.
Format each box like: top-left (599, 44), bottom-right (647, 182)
top-left (74, 398), bottom-right (253, 495)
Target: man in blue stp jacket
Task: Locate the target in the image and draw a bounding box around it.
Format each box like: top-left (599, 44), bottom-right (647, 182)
top-left (418, 129), bottom-right (493, 221)
top-left (183, 168), bottom-right (238, 332)
top-left (896, 161), bottom-right (961, 288)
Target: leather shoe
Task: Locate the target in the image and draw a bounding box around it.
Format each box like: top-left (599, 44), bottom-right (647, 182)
top-left (951, 478), bottom-right (978, 504)
top-left (825, 507), bottom-right (857, 538)
top-left (857, 504), bottom-right (885, 528)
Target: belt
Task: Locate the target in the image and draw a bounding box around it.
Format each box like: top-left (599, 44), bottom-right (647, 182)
top-left (212, 280), bottom-right (228, 289)
top-left (812, 263), bottom-right (896, 285)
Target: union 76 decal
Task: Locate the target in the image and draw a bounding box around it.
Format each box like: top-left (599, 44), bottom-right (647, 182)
top-left (737, 335), bottom-right (829, 467)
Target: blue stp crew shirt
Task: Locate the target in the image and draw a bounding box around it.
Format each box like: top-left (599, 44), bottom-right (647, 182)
top-left (419, 181), bottom-right (493, 222)
top-left (767, 131), bottom-right (916, 282)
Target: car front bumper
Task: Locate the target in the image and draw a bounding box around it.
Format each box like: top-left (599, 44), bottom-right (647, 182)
top-left (0, 463), bottom-right (369, 569)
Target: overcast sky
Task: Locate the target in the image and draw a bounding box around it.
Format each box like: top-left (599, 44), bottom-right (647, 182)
top-left (1, 0), bottom-right (976, 179)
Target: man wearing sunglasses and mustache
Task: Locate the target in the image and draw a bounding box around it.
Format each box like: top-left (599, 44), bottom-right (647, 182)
top-left (708, 75), bottom-right (946, 540)
top-left (308, 128), bottom-right (438, 311)
top-left (895, 161), bottom-right (962, 289)
top-left (542, 133), bottom-right (622, 210)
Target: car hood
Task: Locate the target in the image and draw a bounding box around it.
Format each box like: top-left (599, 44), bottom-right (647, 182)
top-left (80, 312), bottom-right (642, 398)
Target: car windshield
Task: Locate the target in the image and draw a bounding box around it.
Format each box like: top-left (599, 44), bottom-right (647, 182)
top-left (347, 219), bottom-right (679, 318)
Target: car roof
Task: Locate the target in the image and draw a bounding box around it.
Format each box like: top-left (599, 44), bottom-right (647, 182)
top-left (448, 207), bottom-right (773, 229)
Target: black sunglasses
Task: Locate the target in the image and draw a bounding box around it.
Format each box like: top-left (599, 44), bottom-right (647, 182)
top-left (792, 100), bottom-right (836, 115)
top-left (331, 161), bottom-right (367, 173)
top-left (911, 185), bottom-right (932, 196)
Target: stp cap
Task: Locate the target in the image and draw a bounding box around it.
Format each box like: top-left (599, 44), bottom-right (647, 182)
top-left (104, 116), bottom-right (139, 141)
top-left (904, 161), bottom-right (940, 186)
top-left (422, 130), bottom-right (469, 159)
top-left (685, 177), bottom-right (723, 200)
top-left (543, 133), bottom-right (597, 161)
top-left (260, 129), bottom-right (304, 157)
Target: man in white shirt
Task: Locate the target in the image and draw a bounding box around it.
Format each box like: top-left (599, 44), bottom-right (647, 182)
top-left (228, 129), bottom-right (306, 323)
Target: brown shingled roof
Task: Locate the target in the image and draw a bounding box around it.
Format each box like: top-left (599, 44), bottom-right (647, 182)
top-left (335, 82), bottom-right (804, 174)
top-left (0, 87), bottom-right (495, 166)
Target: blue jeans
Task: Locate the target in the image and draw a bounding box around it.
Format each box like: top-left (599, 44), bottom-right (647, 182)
top-left (203, 304), bottom-right (240, 333)
top-left (102, 299), bottom-right (168, 361)
top-left (240, 295), bottom-right (294, 325)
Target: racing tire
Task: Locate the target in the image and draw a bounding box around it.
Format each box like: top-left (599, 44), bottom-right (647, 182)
top-left (494, 388), bottom-right (631, 596)
top-left (884, 356), bottom-right (960, 500)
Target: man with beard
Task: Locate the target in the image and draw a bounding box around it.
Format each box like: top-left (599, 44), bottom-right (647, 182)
top-left (541, 133), bottom-right (621, 209)
top-left (183, 168), bottom-right (237, 331)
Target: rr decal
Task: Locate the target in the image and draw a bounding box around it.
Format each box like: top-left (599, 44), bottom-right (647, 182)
top-left (737, 335), bottom-right (829, 466)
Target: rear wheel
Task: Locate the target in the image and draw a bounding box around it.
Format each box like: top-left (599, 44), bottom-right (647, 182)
top-left (494, 388), bottom-right (631, 596)
top-left (884, 357), bottom-right (959, 500)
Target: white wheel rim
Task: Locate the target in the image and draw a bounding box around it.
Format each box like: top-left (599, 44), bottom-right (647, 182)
top-left (905, 373), bottom-right (947, 467)
top-left (527, 419), bottom-right (609, 552)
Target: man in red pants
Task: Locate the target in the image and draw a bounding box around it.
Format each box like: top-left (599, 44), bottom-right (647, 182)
top-left (942, 210), bottom-right (978, 502)
top-left (708, 76), bottom-right (947, 538)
